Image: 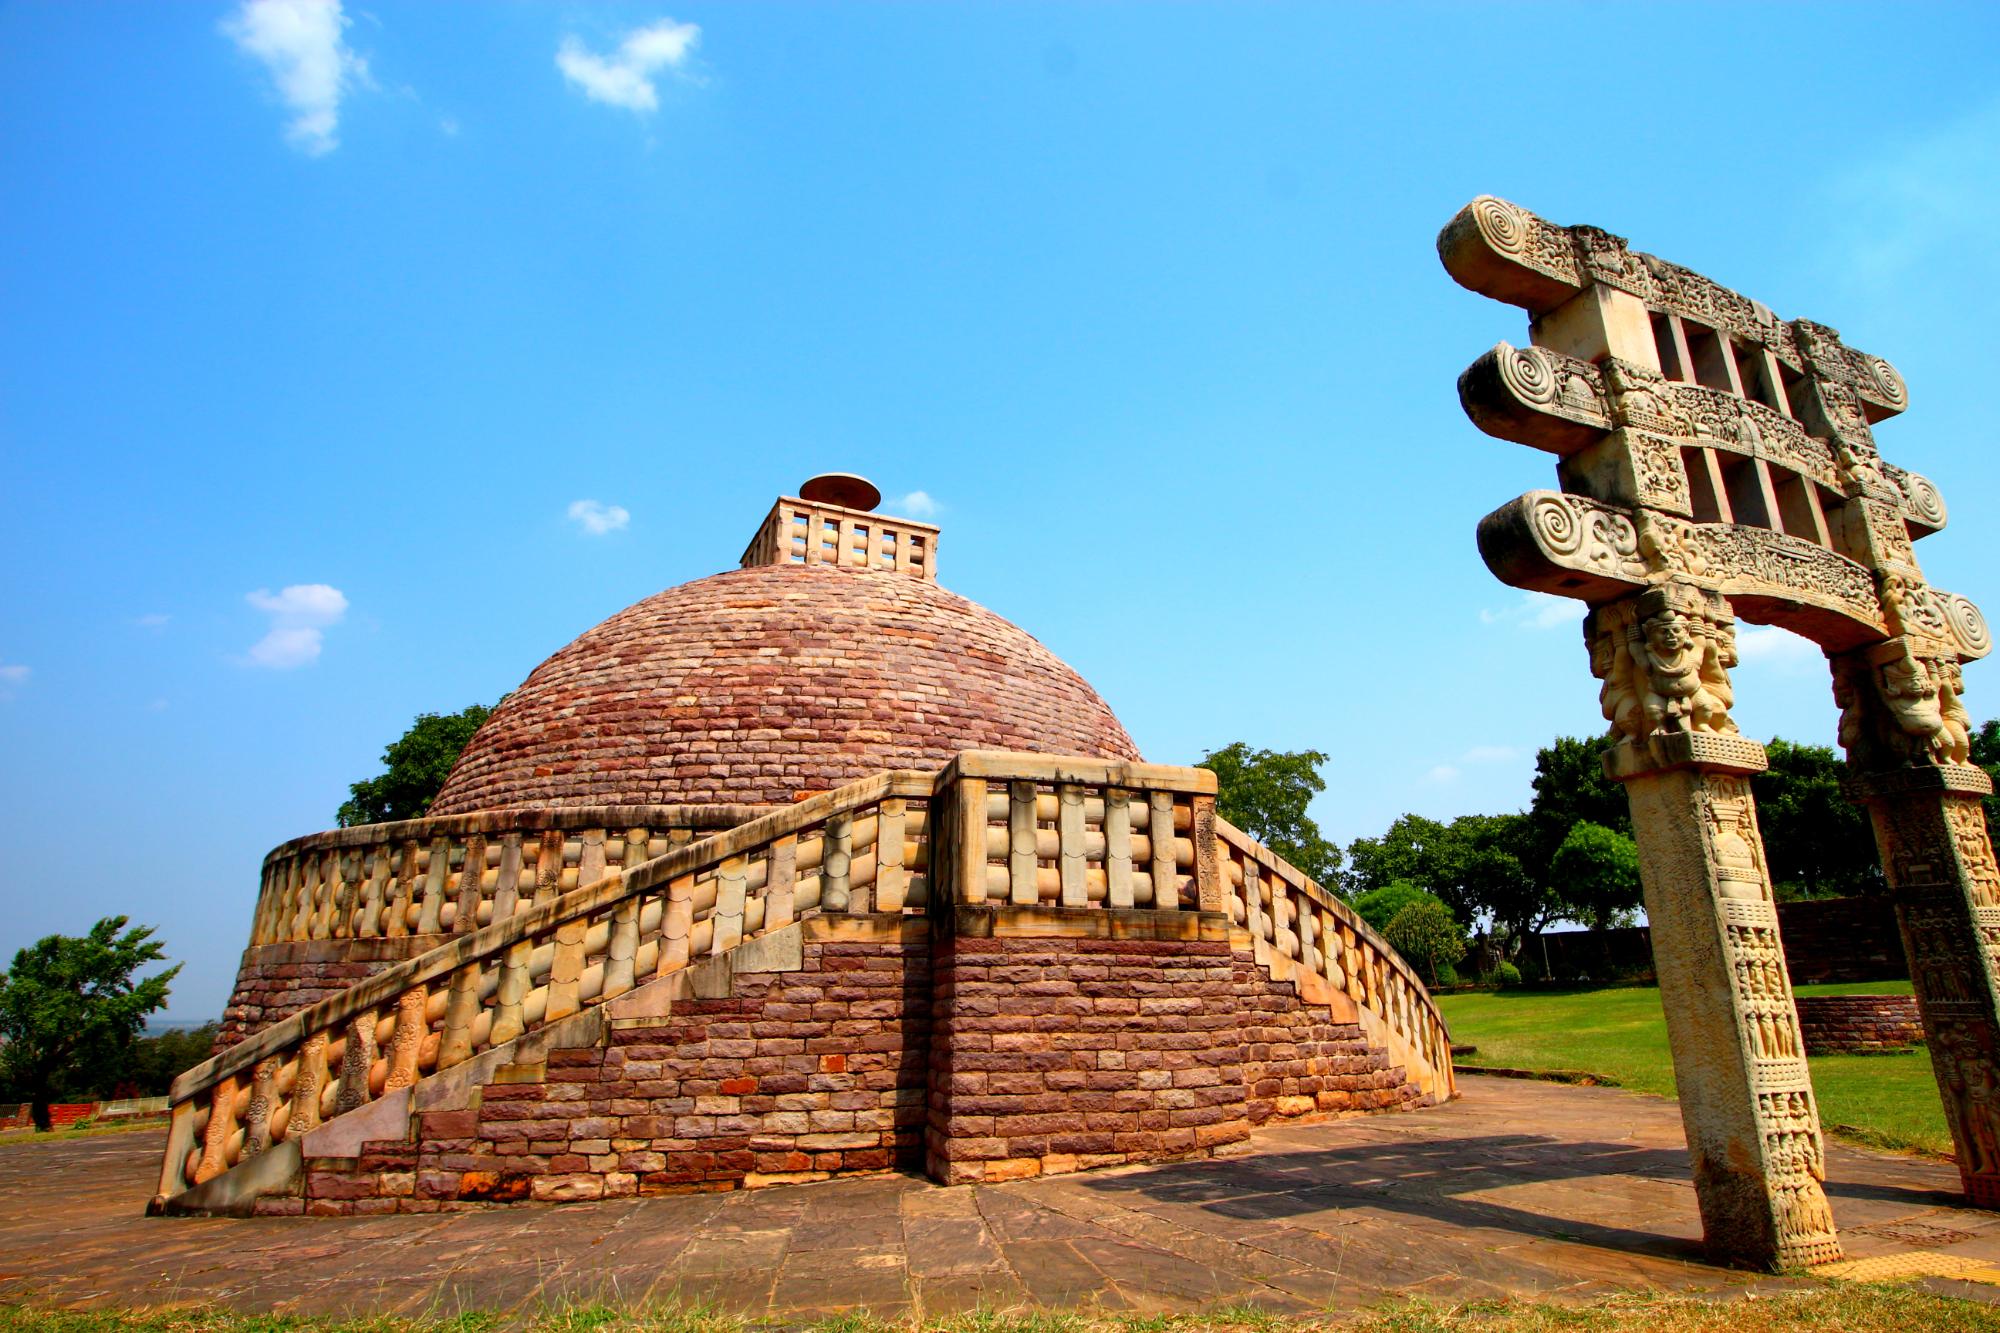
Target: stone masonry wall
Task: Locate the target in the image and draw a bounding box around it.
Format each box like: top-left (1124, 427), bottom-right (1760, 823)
top-left (925, 921), bottom-right (1249, 1184)
top-left (282, 924), bottom-right (928, 1214)
top-left (248, 909), bottom-right (1431, 1215)
top-left (218, 939), bottom-right (442, 1051)
top-left (1234, 953), bottom-right (1424, 1124)
top-left (1794, 994), bottom-right (1923, 1054)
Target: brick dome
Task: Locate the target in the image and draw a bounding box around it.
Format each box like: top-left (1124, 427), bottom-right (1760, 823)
top-left (430, 563), bottom-right (1140, 813)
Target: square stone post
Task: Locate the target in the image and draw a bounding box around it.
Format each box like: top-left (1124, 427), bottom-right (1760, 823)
top-left (1606, 729), bottom-right (1843, 1269)
top-left (1844, 764), bottom-right (2000, 1204)
top-left (1835, 639), bottom-right (2000, 1205)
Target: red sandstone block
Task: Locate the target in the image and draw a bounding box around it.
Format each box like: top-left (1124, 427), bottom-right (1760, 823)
top-left (307, 1171), bottom-right (378, 1200)
top-left (720, 1077), bottom-right (758, 1095)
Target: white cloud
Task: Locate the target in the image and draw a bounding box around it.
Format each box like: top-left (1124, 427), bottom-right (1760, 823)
top-left (134, 613), bottom-right (171, 629)
top-left (1480, 590), bottom-right (1587, 631)
top-left (1734, 624), bottom-right (1822, 676)
top-left (889, 491), bottom-right (941, 520)
top-left (242, 583), bottom-right (348, 669)
top-left (557, 19), bottom-right (700, 113)
top-left (1423, 764), bottom-right (1460, 785)
top-left (0, 663), bottom-right (28, 699)
top-left (439, 115), bottom-right (460, 137)
top-left (1459, 745), bottom-right (1518, 764)
top-left (568, 499), bottom-right (631, 536)
top-left (222, 0), bottom-right (369, 156)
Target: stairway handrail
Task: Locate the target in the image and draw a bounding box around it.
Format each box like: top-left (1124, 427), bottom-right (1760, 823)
top-left (173, 769), bottom-right (933, 1104)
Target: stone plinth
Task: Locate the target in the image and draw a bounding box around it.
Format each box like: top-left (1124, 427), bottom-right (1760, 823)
top-left (1794, 995), bottom-right (1923, 1054)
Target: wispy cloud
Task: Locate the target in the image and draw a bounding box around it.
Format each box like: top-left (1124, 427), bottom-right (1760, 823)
top-left (1480, 591), bottom-right (1586, 631)
top-left (1460, 745), bottom-right (1518, 764)
top-left (134, 613), bottom-right (171, 630)
top-left (1423, 744), bottom-right (1517, 785)
top-left (1823, 95), bottom-right (2000, 284)
top-left (222, 0), bottom-right (369, 156)
top-left (889, 491), bottom-right (941, 520)
top-left (242, 583), bottom-right (348, 669)
top-left (0, 663), bottom-right (28, 700)
top-left (557, 19), bottom-right (701, 113)
top-left (568, 499), bottom-right (631, 536)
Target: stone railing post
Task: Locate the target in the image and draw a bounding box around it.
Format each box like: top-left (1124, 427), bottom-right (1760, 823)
top-left (1834, 639), bottom-right (2000, 1205)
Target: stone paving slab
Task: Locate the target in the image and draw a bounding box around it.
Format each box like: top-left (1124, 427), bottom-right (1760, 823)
top-left (2, 1076), bottom-right (1997, 1320)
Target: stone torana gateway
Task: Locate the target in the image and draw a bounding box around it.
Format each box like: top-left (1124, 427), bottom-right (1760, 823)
top-left (1442, 196), bottom-right (1998, 1268)
top-left (153, 475), bottom-right (1454, 1216)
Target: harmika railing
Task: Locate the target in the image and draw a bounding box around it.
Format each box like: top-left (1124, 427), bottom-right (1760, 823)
top-left (246, 805), bottom-right (772, 946)
top-left (160, 752), bottom-right (1453, 1204)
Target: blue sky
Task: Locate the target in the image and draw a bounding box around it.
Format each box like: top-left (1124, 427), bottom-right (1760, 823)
top-left (4, 2), bottom-right (1999, 1021)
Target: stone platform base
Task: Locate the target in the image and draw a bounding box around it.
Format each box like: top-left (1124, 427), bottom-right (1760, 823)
top-left (1794, 994), bottom-right (1923, 1054)
top-left (217, 906), bottom-right (1430, 1216)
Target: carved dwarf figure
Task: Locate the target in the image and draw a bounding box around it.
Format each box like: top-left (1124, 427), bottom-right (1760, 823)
top-left (1833, 638), bottom-right (1975, 770)
top-left (1633, 583), bottom-right (1738, 738)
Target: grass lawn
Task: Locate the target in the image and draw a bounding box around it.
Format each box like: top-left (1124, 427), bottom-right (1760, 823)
top-left (1434, 982), bottom-right (1950, 1157)
top-left (2, 1287), bottom-right (1997, 1333)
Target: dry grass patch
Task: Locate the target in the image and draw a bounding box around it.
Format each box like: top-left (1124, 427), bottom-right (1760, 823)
top-left (5, 1286), bottom-right (1999, 1333)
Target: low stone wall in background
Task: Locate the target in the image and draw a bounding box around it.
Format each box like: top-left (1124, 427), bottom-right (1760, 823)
top-left (1533, 895), bottom-right (1908, 985)
top-left (1794, 994), bottom-right (1923, 1054)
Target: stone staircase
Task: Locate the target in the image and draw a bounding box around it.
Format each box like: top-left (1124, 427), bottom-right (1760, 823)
top-left (154, 754), bottom-right (1452, 1216)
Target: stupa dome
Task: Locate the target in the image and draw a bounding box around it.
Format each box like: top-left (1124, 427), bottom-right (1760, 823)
top-left (430, 499), bottom-right (1139, 813)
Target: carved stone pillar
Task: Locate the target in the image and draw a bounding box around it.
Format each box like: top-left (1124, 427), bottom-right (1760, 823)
top-left (1592, 585), bottom-right (1843, 1269)
top-left (1835, 638), bottom-right (2000, 1206)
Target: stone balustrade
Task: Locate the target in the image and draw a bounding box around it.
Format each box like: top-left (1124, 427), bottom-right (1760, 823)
top-left (247, 805), bottom-right (772, 947)
top-left (158, 752), bottom-right (1457, 1212)
top-left (160, 772), bottom-right (935, 1202)
top-left (1216, 820), bottom-right (1455, 1101)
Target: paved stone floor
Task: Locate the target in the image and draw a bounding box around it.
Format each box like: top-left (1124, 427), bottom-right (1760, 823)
top-left (3, 1076), bottom-right (1998, 1320)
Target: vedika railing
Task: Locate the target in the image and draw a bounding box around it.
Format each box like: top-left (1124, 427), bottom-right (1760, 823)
top-left (162, 752), bottom-right (1456, 1207)
top-left (247, 805), bottom-right (769, 946)
top-left (1216, 820), bottom-right (1454, 1099)
top-left (927, 751), bottom-right (1224, 913)
top-left (160, 771), bottom-right (933, 1200)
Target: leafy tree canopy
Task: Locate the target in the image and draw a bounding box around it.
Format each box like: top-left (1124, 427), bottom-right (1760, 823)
top-left (1352, 880), bottom-right (1444, 934)
top-left (338, 703), bottom-right (495, 827)
top-left (1383, 899), bottom-right (1467, 986)
top-left (1753, 738), bottom-right (1882, 900)
top-left (0, 918), bottom-right (179, 1130)
top-left (1199, 742), bottom-right (1341, 887)
top-left (1548, 820), bottom-right (1642, 931)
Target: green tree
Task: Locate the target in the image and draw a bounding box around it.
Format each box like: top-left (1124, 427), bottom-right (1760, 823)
top-left (122, 1023), bottom-right (222, 1098)
top-left (1344, 813), bottom-right (1454, 899)
top-left (1972, 719), bottom-right (2000, 833)
top-left (1383, 899), bottom-right (1467, 987)
top-left (0, 919), bottom-right (179, 1131)
top-left (1526, 736), bottom-right (1630, 870)
top-left (1753, 737), bottom-right (1882, 899)
top-left (1352, 880), bottom-right (1442, 934)
top-left (338, 703), bottom-right (495, 827)
top-left (1549, 820), bottom-right (1642, 930)
top-left (1199, 742), bottom-right (1341, 886)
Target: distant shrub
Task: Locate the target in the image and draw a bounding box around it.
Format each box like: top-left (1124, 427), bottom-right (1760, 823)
top-left (1383, 898), bottom-right (1467, 986)
top-left (1490, 960), bottom-right (1522, 986)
